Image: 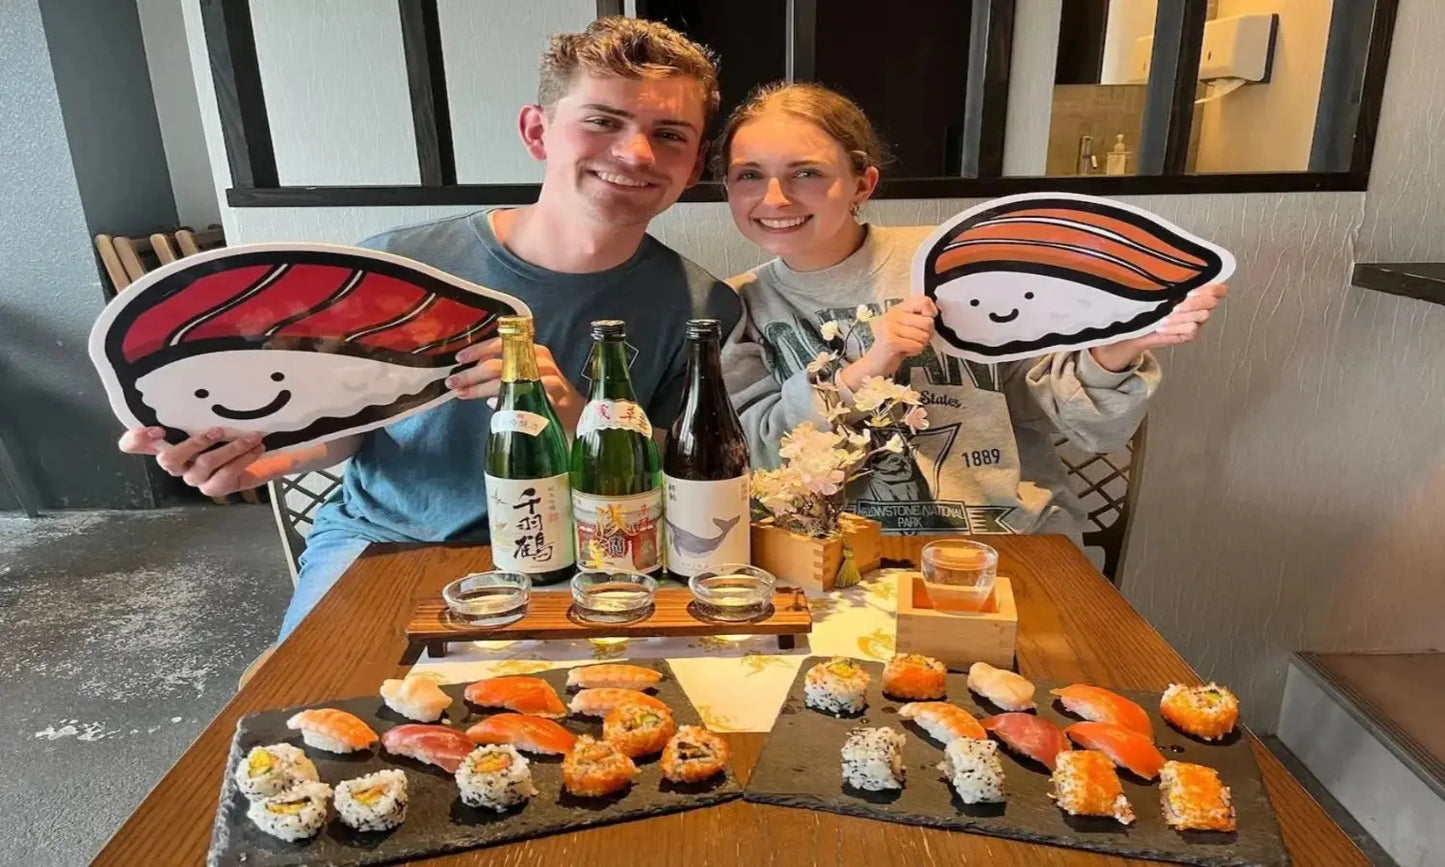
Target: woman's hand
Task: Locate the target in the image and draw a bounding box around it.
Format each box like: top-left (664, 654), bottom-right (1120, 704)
top-left (1089, 283), bottom-right (1228, 372)
top-left (839, 296), bottom-right (937, 390)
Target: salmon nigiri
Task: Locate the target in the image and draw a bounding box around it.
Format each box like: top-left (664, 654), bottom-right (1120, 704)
top-left (565, 664), bottom-right (663, 691)
top-left (967, 662), bottom-right (1036, 711)
top-left (464, 676), bottom-right (567, 718)
top-left (1064, 721), bottom-right (1165, 780)
top-left (286, 708), bottom-right (378, 753)
top-left (898, 702), bottom-right (987, 743)
top-left (381, 723), bottom-right (476, 773)
top-left (568, 688), bottom-right (670, 718)
top-left (1051, 684), bottom-right (1153, 739)
top-left (466, 712), bottom-right (577, 755)
top-left (981, 712), bottom-right (1069, 770)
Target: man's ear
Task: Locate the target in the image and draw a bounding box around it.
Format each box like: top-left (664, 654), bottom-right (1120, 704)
top-left (518, 104), bottom-right (549, 162)
top-left (684, 139), bottom-right (710, 189)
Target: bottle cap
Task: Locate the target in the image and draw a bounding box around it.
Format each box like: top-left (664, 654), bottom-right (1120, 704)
top-left (685, 319), bottom-right (722, 339)
top-left (590, 319), bottom-right (627, 340)
top-left (497, 315), bottom-right (534, 339)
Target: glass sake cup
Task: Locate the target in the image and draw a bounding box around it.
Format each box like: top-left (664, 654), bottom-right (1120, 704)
top-left (689, 564), bottom-right (776, 622)
top-left (570, 569), bottom-right (658, 624)
top-left (919, 540), bottom-right (998, 612)
top-left (442, 571), bottom-right (531, 627)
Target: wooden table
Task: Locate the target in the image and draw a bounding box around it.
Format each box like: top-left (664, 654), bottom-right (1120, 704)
top-left (96, 535), bottom-right (1367, 866)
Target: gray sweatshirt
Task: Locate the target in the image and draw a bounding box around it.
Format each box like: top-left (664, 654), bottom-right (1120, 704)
top-left (723, 224), bottom-right (1159, 539)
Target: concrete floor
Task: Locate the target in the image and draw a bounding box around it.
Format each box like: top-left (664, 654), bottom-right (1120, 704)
top-left (0, 505), bottom-right (291, 866)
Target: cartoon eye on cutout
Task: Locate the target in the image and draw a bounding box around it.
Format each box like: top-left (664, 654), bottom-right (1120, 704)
top-left (913, 193), bottom-right (1234, 363)
top-left (89, 243), bottom-right (530, 455)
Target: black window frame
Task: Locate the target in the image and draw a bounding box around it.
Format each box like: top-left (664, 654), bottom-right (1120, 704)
top-left (204, 0), bottom-right (1400, 209)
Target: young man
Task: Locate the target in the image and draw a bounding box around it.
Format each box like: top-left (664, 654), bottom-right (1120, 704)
top-left (118, 18), bottom-right (740, 638)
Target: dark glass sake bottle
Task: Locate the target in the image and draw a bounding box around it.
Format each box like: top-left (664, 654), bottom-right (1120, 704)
top-left (663, 319), bottom-right (752, 580)
top-left (483, 315), bottom-right (575, 584)
top-left (569, 320), bottom-right (663, 574)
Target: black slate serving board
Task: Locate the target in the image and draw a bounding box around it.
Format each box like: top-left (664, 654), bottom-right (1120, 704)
top-left (744, 657), bottom-right (1288, 867)
top-left (208, 661), bottom-right (738, 866)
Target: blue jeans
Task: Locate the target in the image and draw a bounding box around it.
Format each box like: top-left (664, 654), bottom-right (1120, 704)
top-left (278, 534), bottom-right (370, 641)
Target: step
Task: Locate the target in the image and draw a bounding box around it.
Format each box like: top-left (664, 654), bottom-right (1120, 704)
top-left (1279, 651), bottom-right (1445, 867)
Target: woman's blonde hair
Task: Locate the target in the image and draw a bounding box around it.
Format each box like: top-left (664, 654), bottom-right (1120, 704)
top-left (712, 82), bottom-right (888, 178)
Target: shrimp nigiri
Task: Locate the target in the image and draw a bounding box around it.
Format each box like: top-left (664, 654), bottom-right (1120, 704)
top-left (1064, 721), bottom-right (1165, 780)
top-left (981, 712), bottom-right (1069, 770)
top-left (286, 708), bottom-right (378, 753)
top-left (381, 724), bottom-right (476, 773)
top-left (568, 688), bottom-right (670, 718)
top-left (897, 702), bottom-right (987, 743)
top-left (565, 664), bottom-right (663, 691)
top-left (466, 713), bottom-right (577, 755)
top-left (967, 662), bottom-right (1036, 711)
top-left (1051, 684), bottom-right (1153, 739)
top-left (464, 676), bottom-right (567, 718)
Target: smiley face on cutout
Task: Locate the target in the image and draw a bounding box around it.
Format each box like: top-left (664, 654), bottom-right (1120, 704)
top-left (90, 244), bottom-right (528, 453)
top-left (915, 194), bottom-right (1233, 363)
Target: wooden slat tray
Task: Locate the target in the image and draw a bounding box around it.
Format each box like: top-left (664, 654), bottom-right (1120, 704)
top-left (407, 588), bottom-right (812, 657)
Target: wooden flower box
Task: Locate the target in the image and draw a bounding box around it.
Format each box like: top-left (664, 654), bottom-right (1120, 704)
top-left (894, 571), bottom-right (1018, 669)
top-left (750, 512), bottom-right (882, 592)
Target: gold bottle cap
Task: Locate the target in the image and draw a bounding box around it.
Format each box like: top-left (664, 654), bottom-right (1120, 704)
top-left (497, 315), bottom-right (534, 339)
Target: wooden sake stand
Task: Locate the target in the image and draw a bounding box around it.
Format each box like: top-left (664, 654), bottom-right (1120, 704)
top-left (406, 587), bottom-right (812, 658)
top-left (894, 571), bottom-right (1019, 669)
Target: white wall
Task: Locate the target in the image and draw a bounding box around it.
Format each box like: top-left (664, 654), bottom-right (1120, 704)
top-left (178, 1), bottom-right (1445, 730)
top-left (1194, 0), bottom-right (1335, 173)
top-left (1002, 0), bottom-right (1062, 176)
top-left (1101, 0), bottom-right (1157, 85)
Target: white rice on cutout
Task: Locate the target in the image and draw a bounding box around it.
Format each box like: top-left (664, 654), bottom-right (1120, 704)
top-left (246, 781), bottom-right (332, 841)
top-left (335, 768), bottom-right (408, 832)
top-left (937, 738), bottom-right (1006, 804)
top-left (455, 745), bottom-right (538, 811)
top-left (234, 743), bottom-right (318, 801)
top-left (841, 727), bottom-right (906, 791)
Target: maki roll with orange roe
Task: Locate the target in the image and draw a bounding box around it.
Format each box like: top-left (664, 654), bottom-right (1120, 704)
top-left (603, 703), bottom-right (676, 758)
top-left (562, 736), bottom-right (638, 798)
top-left (661, 725), bottom-right (730, 783)
top-left (1159, 683), bottom-right (1239, 741)
top-left (882, 653), bottom-right (947, 701)
top-left (1049, 750), bottom-right (1135, 824)
top-left (1160, 761), bottom-right (1236, 832)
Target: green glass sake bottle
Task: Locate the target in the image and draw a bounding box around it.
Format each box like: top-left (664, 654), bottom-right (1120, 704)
top-left (484, 315), bottom-right (575, 584)
top-left (570, 320), bottom-right (663, 574)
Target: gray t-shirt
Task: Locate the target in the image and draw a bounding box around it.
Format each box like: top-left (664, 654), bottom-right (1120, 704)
top-left (310, 209), bottom-right (741, 545)
top-left (724, 224), bottom-right (1158, 538)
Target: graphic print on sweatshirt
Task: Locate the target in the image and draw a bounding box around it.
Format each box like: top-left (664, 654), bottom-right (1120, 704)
top-left (758, 302), bottom-right (1021, 533)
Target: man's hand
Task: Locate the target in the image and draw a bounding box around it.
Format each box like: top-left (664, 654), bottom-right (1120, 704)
top-left (119, 427), bottom-right (267, 498)
top-left (1089, 283), bottom-right (1228, 372)
top-left (839, 296), bottom-right (937, 391)
top-left (450, 339), bottom-right (586, 434)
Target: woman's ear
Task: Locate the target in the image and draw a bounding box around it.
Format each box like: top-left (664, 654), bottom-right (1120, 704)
top-left (854, 165), bottom-right (880, 205)
top-left (518, 104), bottom-right (549, 162)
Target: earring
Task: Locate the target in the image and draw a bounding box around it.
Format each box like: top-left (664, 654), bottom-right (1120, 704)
top-left (850, 202), bottom-right (862, 219)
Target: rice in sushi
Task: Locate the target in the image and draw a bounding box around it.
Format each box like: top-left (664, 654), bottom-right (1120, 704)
top-left (805, 657), bottom-right (870, 716)
top-left (937, 737), bottom-right (1006, 804)
top-left (1160, 683), bottom-right (1239, 741)
top-left (334, 769), bottom-right (408, 833)
top-left (455, 745), bottom-right (537, 811)
top-left (234, 743), bottom-right (318, 800)
top-left (246, 781), bottom-right (332, 841)
top-left (1049, 749), bottom-right (1134, 824)
top-left (882, 653), bottom-right (947, 700)
top-left (841, 727), bottom-right (906, 791)
top-left (380, 674), bottom-right (452, 723)
top-left (1160, 761), bottom-right (1236, 831)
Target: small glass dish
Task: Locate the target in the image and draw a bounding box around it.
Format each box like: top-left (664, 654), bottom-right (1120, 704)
top-left (441, 571), bottom-right (531, 627)
top-left (689, 564), bottom-right (776, 622)
top-left (570, 570), bottom-right (658, 624)
top-left (920, 539), bottom-right (998, 612)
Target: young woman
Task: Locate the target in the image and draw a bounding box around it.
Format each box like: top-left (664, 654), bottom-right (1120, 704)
top-left (718, 83), bottom-right (1226, 538)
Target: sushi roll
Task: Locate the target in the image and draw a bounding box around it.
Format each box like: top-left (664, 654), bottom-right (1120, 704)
top-left (804, 657), bottom-right (870, 716)
top-left (1160, 761), bottom-right (1236, 832)
top-left (568, 688), bottom-right (670, 718)
top-left (882, 653), bottom-right (947, 701)
top-left (660, 725), bottom-right (730, 784)
top-left (286, 708), bottom-right (378, 754)
top-left (380, 674), bottom-right (452, 723)
top-left (464, 676), bottom-right (568, 718)
top-left (898, 702), bottom-right (987, 743)
top-left (566, 664), bottom-right (663, 691)
top-left (334, 769), bottom-right (408, 833)
top-left (466, 712), bottom-right (577, 756)
top-left (1160, 683), bottom-right (1239, 741)
top-left (937, 737), bottom-right (1006, 804)
top-left (1049, 750), bottom-right (1135, 824)
top-left (1051, 684), bottom-right (1153, 738)
top-left (967, 662), bottom-right (1036, 711)
top-left (562, 735), bottom-right (639, 798)
top-left (840, 726), bottom-right (906, 791)
top-left (456, 745), bottom-right (538, 811)
top-left (234, 743), bottom-right (318, 800)
top-left (246, 781), bottom-right (332, 841)
top-left (602, 703), bottom-right (676, 759)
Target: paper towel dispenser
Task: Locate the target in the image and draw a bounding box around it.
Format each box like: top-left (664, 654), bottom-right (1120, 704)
top-left (1126, 13), bottom-right (1279, 85)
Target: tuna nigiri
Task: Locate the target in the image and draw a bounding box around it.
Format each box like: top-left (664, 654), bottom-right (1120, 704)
top-left (568, 688), bottom-right (670, 718)
top-left (381, 724), bottom-right (476, 773)
top-left (981, 712), bottom-right (1069, 770)
top-left (286, 708), bottom-right (378, 753)
top-left (1051, 684), bottom-right (1153, 739)
top-left (897, 702), bottom-right (987, 743)
top-left (1064, 721), bottom-right (1165, 780)
top-left (565, 664), bottom-right (663, 691)
top-left (967, 662), bottom-right (1036, 711)
top-left (464, 676), bottom-right (567, 719)
top-left (466, 713), bottom-right (577, 756)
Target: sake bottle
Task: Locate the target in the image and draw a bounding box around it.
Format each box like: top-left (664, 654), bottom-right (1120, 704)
top-left (663, 319), bottom-right (751, 580)
top-left (570, 320), bottom-right (663, 574)
top-left (484, 315), bottom-right (575, 584)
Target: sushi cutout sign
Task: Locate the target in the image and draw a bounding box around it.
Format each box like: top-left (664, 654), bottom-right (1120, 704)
top-left (89, 243), bottom-right (528, 454)
top-left (913, 193), bottom-right (1235, 363)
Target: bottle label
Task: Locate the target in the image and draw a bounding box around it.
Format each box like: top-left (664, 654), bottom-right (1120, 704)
top-left (663, 474), bottom-right (751, 578)
top-left (485, 472), bottom-right (575, 572)
top-left (576, 400), bottom-right (652, 439)
top-left (572, 488), bottom-right (663, 574)
top-left (491, 410), bottom-right (550, 437)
